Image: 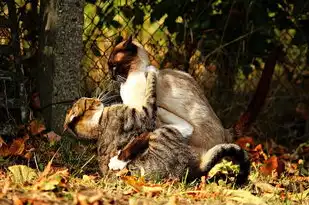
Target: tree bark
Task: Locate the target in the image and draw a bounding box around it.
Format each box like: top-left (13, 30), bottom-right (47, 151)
top-left (37, 0), bottom-right (84, 133)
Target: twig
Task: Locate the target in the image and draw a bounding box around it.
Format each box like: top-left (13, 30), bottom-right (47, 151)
top-left (204, 27), bottom-right (262, 61)
top-left (75, 154), bottom-right (96, 176)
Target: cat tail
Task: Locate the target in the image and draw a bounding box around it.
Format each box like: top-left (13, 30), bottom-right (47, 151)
top-left (199, 143), bottom-right (250, 186)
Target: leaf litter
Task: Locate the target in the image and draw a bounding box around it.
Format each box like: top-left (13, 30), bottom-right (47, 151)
top-left (0, 119), bottom-right (308, 205)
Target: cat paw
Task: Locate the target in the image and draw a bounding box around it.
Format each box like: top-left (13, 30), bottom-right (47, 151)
top-left (108, 156), bottom-right (129, 170)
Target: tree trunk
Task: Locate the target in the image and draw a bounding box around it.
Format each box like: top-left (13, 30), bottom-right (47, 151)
top-left (37, 0), bottom-right (84, 133)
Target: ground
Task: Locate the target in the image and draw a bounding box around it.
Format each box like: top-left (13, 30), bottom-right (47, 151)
top-left (0, 120), bottom-right (308, 205)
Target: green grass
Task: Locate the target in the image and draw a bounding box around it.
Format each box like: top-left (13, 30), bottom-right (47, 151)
top-left (0, 135), bottom-right (308, 205)
top-left (0, 168), bottom-right (308, 205)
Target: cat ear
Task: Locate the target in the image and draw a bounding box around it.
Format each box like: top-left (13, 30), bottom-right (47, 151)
top-left (123, 35), bottom-right (133, 48)
top-left (114, 35), bottom-right (123, 45)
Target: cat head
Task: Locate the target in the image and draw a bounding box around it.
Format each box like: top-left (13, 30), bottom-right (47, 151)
top-left (108, 35), bottom-right (150, 81)
top-left (63, 97), bottom-right (104, 140)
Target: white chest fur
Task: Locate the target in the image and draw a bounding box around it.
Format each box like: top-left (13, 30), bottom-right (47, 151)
top-left (120, 66), bottom-right (193, 138)
top-left (120, 71), bottom-right (147, 110)
top-left (120, 66), bottom-right (158, 110)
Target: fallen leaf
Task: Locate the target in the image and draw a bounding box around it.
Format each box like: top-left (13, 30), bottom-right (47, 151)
top-left (37, 159), bottom-right (53, 182)
top-left (254, 144), bottom-right (263, 152)
top-left (0, 143), bottom-right (10, 157)
top-left (24, 152), bottom-right (32, 160)
top-left (116, 167), bottom-right (129, 177)
top-left (236, 136), bottom-right (254, 150)
top-left (76, 189), bottom-right (103, 205)
top-left (186, 190), bottom-right (220, 199)
top-left (9, 138), bottom-right (26, 156)
top-left (34, 169), bottom-right (69, 191)
top-left (12, 196), bottom-right (23, 205)
top-left (28, 120), bottom-right (46, 136)
top-left (45, 131), bottom-right (61, 143)
top-left (254, 182), bottom-right (284, 193)
top-left (250, 144), bottom-right (268, 163)
top-left (226, 189), bottom-right (268, 205)
top-left (0, 136), bottom-right (6, 147)
top-left (166, 195), bottom-right (179, 205)
top-left (8, 165), bottom-right (38, 184)
top-left (0, 177), bottom-right (11, 198)
top-left (260, 156), bottom-right (285, 176)
top-left (82, 174), bottom-right (96, 183)
top-left (121, 176), bottom-right (163, 195)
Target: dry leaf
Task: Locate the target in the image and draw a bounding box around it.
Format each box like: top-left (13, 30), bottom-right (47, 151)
top-left (0, 136), bottom-right (6, 147)
top-left (8, 165), bottom-right (38, 184)
top-left (166, 195), bottom-right (179, 205)
top-left (9, 138), bottom-right (26, 156)
top-left (29, 120), bottom-right (46, 136)
top-left (121, 176), bottom-right (163, 195)
top-left (45, 131), bottom-right (61, 143)
top-left (37, 159), bottom-right (53, 182)
top-left (24, 152), bottom-right (32, 160)
top-left (186, 190), bottom-right (220, 199)
top-left (76, 189), bottom-right (103, 205)
top-left (254, 182), bottom-right (284, 193)
top-left (250, 144), bottom-right (268, 163)
top-left (12, 196), bottom-right (23, 205)
top-left (226, 189), bottom-right (268, 205)
top-left (0, 143), bottom-right (10, 157)
top-left (236, 136), bottom-right (254, 150)
top-left (260, 156), bottom-right (285, 176)
top-left (34, 169), bottom-right (69, 191)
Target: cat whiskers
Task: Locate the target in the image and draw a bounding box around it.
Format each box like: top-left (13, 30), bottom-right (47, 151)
top-left (100, 94), bottom-right (120, 104)
top-left (116, 75), bottom-right (127, 83)
top-left (98, 90), bottom-right (111, 101)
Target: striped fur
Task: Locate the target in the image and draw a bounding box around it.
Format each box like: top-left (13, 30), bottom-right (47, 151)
top-left (64, 71), bottom-right (250, 185)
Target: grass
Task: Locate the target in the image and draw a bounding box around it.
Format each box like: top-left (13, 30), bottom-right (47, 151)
top-left (0, 166), bottom-right (308, 205)
top-left (0, 132), bottom-right (308, 205)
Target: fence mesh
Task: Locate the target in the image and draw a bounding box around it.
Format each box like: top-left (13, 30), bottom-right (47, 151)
top-left (81, 0), bottom-right (309, 144)
top-left (0, 0), bottom-right (39, 131)
top-left (0, 0), bottom-right (308, 144)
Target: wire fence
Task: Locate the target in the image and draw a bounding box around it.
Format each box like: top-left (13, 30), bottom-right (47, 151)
top-left (81, 0), bottom-right (173, 96)
top-left (82, 0), bottom-right (309, 144)
top-left (0, 0), bottom-right (37, 132)
top-left (0, 0), bottom-right (308, 144)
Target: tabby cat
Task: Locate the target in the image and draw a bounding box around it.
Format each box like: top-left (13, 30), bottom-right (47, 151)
top-left (64, 71), bottom-right (250, 185)
top-left (108, 36), bottom-right (232, 153)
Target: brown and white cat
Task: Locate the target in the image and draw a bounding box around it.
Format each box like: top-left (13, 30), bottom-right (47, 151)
top-left (63, 71), bottom-right (250, 185)
top-left (108, 36), bottom-right (233, 153)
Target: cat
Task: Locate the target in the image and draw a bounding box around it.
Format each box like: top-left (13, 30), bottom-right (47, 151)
top-left (64, 71), bottom-right (250, 185)
top-left (108, 36), bottom-right (233, 153)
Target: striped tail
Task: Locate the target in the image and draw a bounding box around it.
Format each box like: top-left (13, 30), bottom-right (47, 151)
top-left (199, 143), bottom-right (250, 186)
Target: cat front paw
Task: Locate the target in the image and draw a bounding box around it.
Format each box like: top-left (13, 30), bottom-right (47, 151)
top-left (108, 155), bottom-right (129, 170)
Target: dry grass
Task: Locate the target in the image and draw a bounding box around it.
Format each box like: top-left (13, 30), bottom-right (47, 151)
top-left (0, 129), bottom-right (308, 205)
top-left (0, 156), bottom-right (308, 205)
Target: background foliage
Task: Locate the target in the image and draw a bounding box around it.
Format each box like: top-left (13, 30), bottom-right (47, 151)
top-left (0, 0), bottom-right (308, 147)
top-left (0, 2), bottom-right (308, 203)
top-left (82, 0), bottom-right (309, 147)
